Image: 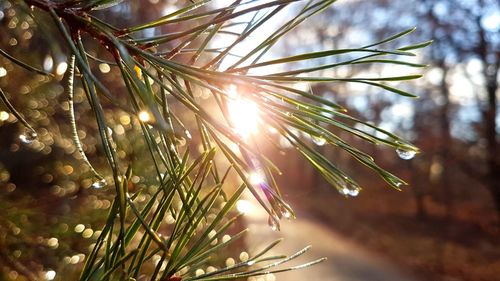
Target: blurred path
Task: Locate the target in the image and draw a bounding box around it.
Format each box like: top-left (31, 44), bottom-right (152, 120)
top-left (243, 206), bottom-right (421, 281)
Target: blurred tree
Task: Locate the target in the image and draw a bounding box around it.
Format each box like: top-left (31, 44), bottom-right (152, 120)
top-left (294, 0), bottom-right (499, 222)
top-left (418, 0), bottom-right (499, 222)
top-left (250, 1), bottom-right (499, 280)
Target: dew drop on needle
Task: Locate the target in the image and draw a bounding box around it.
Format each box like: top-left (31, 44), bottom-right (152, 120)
top-left (19, 130), bottom-right (37, 144)
top-left (91, 178), bottom-right (107, 189)
top-left (312, 135), bottom-right (326, 146)
top-left (396, 148), bottom-right (416, 160)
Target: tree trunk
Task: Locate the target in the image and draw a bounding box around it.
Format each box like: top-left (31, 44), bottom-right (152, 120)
top-left (484, 65), bottom-right (499, 223)
top-left (437, 64), bottom-right (454, 218)
top-left (478, 21), bottom-right (500, 224)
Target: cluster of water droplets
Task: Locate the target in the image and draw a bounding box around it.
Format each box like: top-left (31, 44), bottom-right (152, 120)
top-left (19, 130), bottom-right (37, 144)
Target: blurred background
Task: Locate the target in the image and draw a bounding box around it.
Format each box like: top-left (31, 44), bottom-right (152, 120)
top-left (0, 0), bottom-right (499, 280)
top-left (271, 1), bottom-right (500, 280)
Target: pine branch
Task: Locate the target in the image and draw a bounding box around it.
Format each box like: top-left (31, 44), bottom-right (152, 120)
top-left (3, 0), bottom-right (429, 279)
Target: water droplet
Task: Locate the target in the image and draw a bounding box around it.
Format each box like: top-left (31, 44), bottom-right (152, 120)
top-left (394, 181), bottom-right (404, 188)
top-left (267, 215), bottom-right (280, 231)
top-left (91, 178), bottom-right (106, 189)
top-left (312, 135), bottom-right (326, 146)
top-left (348, 188), bottom-right (359, 197)
top-left (281, 209), bottom-right (292, 219)
top-left (185, 130), bottom-right (192, 139)
top-left (19, 130), bottom-right (37, 144)
top-left (279, 203), bottom-right (293, 219)
top-left (340, 182), bottom-right (361, 197)
top-left (396, 148), bottom-right (416, 160)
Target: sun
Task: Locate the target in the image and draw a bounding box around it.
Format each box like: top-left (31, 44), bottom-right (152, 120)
top-left (227, 85), bottom-right (260, 140)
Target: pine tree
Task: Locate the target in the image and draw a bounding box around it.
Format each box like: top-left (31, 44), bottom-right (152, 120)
top-left (0, 0), bottom-right (429, 280)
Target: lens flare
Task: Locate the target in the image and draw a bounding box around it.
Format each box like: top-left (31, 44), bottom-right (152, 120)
top-left (248, 171), bottom-right (265, 185)
top-left (227, 85), bottom-right (260, 139)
